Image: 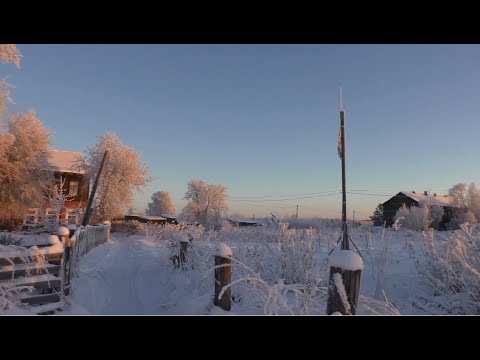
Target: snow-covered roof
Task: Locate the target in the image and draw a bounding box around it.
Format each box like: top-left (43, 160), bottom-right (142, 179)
top-left (160, 214), bottom-right (177, 219)
top-left (140, 216), bottom-right (167, 221)
top-left (399, 191), bottom-right (456, 207)
top-left (226, 216), bottom-right (259, 224)
top-left (48, 149), bottom-right (84, 174)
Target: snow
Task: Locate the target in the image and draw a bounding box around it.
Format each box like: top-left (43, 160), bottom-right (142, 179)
top-left (400, 191), bottom-right (454, 207)
top-left (331, 311), bottom-right (342, 316)
top-left (226, 216), bottom-right (258, 224)
top-left (216, 243), bottom-right (232, 257)
top-left (57, 226), bottom-right (69, 236)
top-left (333, 272), bottom-right (351, 313)
top-left (140, 216), bottom-right (166, 220)
top-left (39, 241), bottom-right (63, 255)
top-left (48, 235), bottom-right (60, 245)
top-left (329, 250), bottom-right (364, 271)
top-left (179, 235), bottom-right (190, 243)
top-left (48, 149), bottom-right (84, 174)
top-left (5, 223), bottom-right (465, 315)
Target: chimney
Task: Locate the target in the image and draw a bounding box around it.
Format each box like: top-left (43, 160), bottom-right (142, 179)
top-left (424, 191), bottom-right (428, 196)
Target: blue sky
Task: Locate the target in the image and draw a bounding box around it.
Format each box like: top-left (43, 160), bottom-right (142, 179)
top-left (2, 44), bottom-right (480, 219)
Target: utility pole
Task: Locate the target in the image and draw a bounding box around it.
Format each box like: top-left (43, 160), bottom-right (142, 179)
top-left (339, 88), bottom-right (349, 250)
top-left (82, 149), bottom-right (109, 226)
top-left (296, 205), bottom-right (299, 219)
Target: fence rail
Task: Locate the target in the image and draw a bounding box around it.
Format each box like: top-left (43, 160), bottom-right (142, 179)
top-left (0, 222), bottom-right (110, 314)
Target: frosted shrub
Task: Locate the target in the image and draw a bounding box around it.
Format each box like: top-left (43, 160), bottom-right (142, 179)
top-left (0, 231), bottom-right (23, 246)
top-left (0, 283), bottom-right (33, 314)
top-left (447, 210), bottom-right (477, 230)
top-left (411, 224), bottom-right (480, 314)
top-left (394, 204), bottom-right (431, 231)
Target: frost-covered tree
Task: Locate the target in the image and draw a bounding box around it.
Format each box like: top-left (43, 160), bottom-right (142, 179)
top-left (146, 191), bottom-right (176, 216)
top-left (370, 203), bottom-right (384, 226)
top-left (80, 132), bottom-right (153, 222)
top-left (182, 179), bottom-right (228, 226)
top-left (0, 111), bottom-right (53, 221)
top-left (394, 203), bottom-right (431, 231)
top-left (448, 182), bottom-right (480, 221)
top-left (449, 183), bottom-right (469, 208)
top-left (42, 176), bottom-right (72, 233)
top-left (0, 44), bottom-right (21, 115)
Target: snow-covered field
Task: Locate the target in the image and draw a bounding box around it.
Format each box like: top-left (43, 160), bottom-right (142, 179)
top-left (2, 221), bottom-right (479, 315)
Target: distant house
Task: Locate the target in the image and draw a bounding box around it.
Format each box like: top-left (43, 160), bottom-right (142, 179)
top-left (382, 191), bottom-right (462, 229)
top-left (226, 216), bottom-right (260, 227)
top-left (124, 215), bottom-right (168, 225)
top-left (160, 214), bottom-right (178, 225)
top-left (24, 149), bottom-right (89, 227)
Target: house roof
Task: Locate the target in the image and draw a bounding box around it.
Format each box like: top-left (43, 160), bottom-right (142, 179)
top-left (394, 191), bottom-right (456, 207)
top-left (140, 216), bottom-right (167, 221)
top-left (160, 214), bottom-right (177, 219)
top-left (48, 149), bottom-right (84, 174)
top-left (226, 216), bottom-right (259, 224)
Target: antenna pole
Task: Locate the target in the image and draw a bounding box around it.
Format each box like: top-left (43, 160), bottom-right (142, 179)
top-left (340, 87), bottom-right (349, 250)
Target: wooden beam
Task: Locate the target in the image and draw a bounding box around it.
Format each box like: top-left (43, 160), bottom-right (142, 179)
top-left (20, 293), bottom-right (61, 305)
top-left (0, 263), bottom-right (60, 281)
top-left (0, 274), bottom-right (61, 290)
top-left (0, 251), bottom-right (63, 267)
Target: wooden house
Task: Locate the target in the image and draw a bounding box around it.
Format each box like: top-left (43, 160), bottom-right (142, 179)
top-left (382, 190), bottom-right (461, 229)
top-left (24, 150), bottom-right (89, 227)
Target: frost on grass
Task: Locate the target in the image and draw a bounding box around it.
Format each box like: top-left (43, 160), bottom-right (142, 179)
top-left (329, 250), bottom-right (363, 271)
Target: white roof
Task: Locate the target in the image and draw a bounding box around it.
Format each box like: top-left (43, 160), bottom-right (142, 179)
top-left (226, 216), bottom-right (258, 224)
top-left (49, 149), bottom-right (84, 174)
top-left (160, 214), bottom-right (177, 219)
top-left (140, 216), bottom-right (167, 221)
top-left (399, 191), bottom-right (455, 207)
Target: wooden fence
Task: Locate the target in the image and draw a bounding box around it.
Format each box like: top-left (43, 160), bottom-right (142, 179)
top-left (0, 222), bottom-right (110, 314)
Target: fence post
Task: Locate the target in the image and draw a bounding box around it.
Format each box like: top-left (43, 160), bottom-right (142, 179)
top-left (67, 224), bottom-right (77, 238)
top-left (58, 226), bottom-right (71, 296)
top-left (103, 221), bottom-right (111, 242)
top-left (214, 243), bottom-right (232, 311)
top-left (179, 235), bottom-right (189, 269)
top-left (326, 250), bottom-right (363, 315)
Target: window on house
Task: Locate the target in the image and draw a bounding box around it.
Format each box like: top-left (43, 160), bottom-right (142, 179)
top-left (69, 180), bottom-right (79, 197)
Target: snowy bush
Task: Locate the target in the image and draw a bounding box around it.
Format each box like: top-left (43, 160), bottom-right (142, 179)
top-left (0, 231), bottom-right (23, 246)
top-left (394, 204), bottom-right (431, 231)
top-left (409, 224), bottom-right (480, 314)
top-left (447, 210), bottom-right (477, 230)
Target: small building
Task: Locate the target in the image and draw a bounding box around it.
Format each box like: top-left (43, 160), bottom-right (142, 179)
top-left (382, 190), bottom-right (460, 229)
top-left (124, 215), bottom-right (167, 225)
top-left (160, 214), bottom-right (178, 225)
top-left (226, 216), bottom-right (260, 227)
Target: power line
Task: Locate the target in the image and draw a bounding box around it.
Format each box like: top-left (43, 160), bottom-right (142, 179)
top-left (228, 191), bottom-right (342, 202)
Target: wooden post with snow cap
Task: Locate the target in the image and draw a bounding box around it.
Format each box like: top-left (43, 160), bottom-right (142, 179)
top-left (179, 235), bottom-right (189, 269)
top-left (326, 250), bottom-right (363, 315)
top-left (58, 226), bottom-right (72, 296)
top-left (214, 243), bottom-right (232, 311)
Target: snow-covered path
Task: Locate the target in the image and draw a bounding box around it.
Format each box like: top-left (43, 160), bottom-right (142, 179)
top-left (70, 234), bottom-right (212, 315)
